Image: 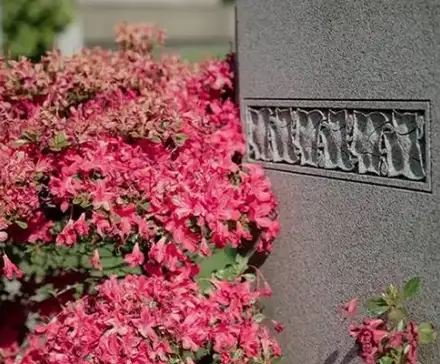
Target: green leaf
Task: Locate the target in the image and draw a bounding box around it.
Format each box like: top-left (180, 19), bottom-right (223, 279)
top-left (419, 322), bottom-right (436, 344)
top-left (214, 269), bottom-right (227, 280)
top-left (232, 349), bottom-right (244, 359)
top-left (12, 139), bottom-right (29, 148)
top-left (385, 283), bottom-right (401, 305)
top-left (30, 283), bottom-right (55, 302)
top-left (388, 307), bottom-right (407, 324)
top-left (366, 296), bottom-right (389, 315)
top-left (196, 246), bottom-right (237, 281)
top-left (242, 273), bottom-right (256, 281)
top-left (195, 246), bottom-right (238, 294)
top-left (194, 348), bottom-right (209, 359)
top-left (55, 131), bottom-right (68, 144)
top-left (397, 319), bottom-right (405, 332)
top-left (149, 135), bottom-right (162, 143)
top-left (73, 283), bottom-right (84, 300)
top-left (253, 313), bottom-right (265, 323)
top-left (403, 277), bottom-right (421, 298)
top-left (23, 130), bottom-right (40, 142)
top-left (224, 245), bottom-right (238, 258)
top-left (271, 357), bottom-right (284, 364)
top-left (15, 220), bottom-right (28, 229)
top-left (235, 253), bottom-right (249, 274)
top-left (48, 131), bottom-right (70, 151)
top-left (80, 200), bottom-right (91, 208)
top-left (175, 133), bottom-right (188, 147)
top-left (140, 201), bottom-right (150, 211)
top-left (379, 356), bottom-right (393, 364)
top-left (181, 350), bottom-right (196, 361)
top-left (197, 280), bottom-right (215, 295)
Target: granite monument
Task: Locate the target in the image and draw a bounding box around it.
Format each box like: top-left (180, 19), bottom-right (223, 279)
top-left (236, 1), bottom-right (440, 362)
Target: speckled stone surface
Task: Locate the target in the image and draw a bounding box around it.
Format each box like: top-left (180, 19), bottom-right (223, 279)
top-left (236, 1), bottom-right (440, 363)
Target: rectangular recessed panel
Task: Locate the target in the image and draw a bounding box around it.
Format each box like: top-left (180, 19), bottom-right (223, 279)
top-left (243, 99), bottom-right (431, 192)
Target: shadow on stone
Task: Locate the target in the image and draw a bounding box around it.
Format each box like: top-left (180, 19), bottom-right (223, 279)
top-left (322, 344), bottom-right (358, 364)
top-left (323, 350), bottom-right (339, 364)
top-left (339, 344), bottom-right (359, 364)
top-left (237, 222), bottom-right (270, 269)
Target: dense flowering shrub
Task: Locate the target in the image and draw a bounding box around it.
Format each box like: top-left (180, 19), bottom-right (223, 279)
top-left (340, 278), bottom-right (436, 364)
top-left (0, 28), bottom-right (278, 258)
top-left (0, 23), bottom-right (282, 362)
top-left (21, 272), bottom-right (281, 363)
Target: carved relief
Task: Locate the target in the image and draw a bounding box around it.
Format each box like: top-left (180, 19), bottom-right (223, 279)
top-left (246, 106), bottom-right (426, 182)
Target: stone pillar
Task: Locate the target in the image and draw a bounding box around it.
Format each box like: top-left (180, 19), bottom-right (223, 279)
top-left (237, 1), bottom-right (440, 362)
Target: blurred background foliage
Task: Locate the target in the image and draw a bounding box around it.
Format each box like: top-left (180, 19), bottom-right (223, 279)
top-left (163, 44), bottom-right (231, 63)
top-left (3, 0), bottom-right (75, 61)
top-left (2, 0), bottom-right (233, 63)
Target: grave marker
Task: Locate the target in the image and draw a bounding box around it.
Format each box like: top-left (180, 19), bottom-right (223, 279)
top-left (237, 1), bottom-right (440, 362)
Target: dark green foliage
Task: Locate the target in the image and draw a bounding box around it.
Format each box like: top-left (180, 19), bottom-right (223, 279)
top-left (3, 0), bottom-right (74, 61)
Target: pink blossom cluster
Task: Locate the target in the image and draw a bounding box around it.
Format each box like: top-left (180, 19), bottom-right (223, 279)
top-left (0, 23), bottom-right (279, 274)
top-left (0, 23), bottom-right (282, 362)
top-left (348, 319), bottom-right (419, 364)
top-left (20, 272), bottom-right (281, 364)
top-left (340, 293), bottom-right (433, 364)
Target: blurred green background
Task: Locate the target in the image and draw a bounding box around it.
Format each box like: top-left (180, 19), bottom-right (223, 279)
top-left (1, 0), bottom-right (234, 62)
top-left (166, 44), bottom-right (231, 62)
top-left (3, 0), bottom-right (75, 61)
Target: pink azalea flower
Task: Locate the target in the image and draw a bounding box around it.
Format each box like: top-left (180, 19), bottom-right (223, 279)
top-left (349, 319), bottom-right (388, 363)
top-left (124, 243), bottom-right (144, 267)
top-left (73, 213), bottom-right (89, 237)
top-left (388, 331), bottom-right (404, 348)
top-left (2, 254), bottom-right (22, 280)
top-left (0, 231), bottom-right (8, 242)
top-left (405, 321), bottom-right (419, 364)
top-left (90, 249), bottom-right (103, 271)
top-left (339, 297), bottom-right (358, 317)
top-left (56, 220), bottom-right (76, 246)
top-left (272, 320), bottom-right (285, 333)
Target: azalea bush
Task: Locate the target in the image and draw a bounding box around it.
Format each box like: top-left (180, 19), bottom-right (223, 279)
top-left (0, 23), bottom-right (282, 363)
top-left (340, 278), bottom-right (436, 364)
top-left (22, 274), bottom-right (281, 363)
